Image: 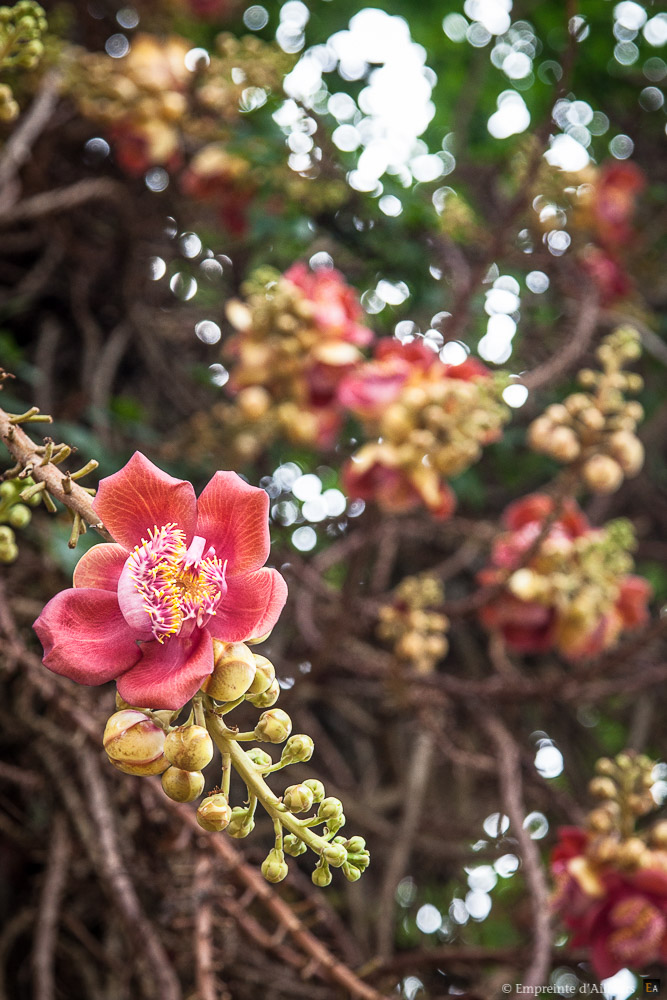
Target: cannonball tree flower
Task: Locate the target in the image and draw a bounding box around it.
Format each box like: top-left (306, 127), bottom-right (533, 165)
top-left (34, 453), bottom-right (287, 710)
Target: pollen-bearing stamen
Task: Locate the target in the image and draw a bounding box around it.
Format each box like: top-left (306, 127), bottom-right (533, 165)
top-left (121, 523), bottom-right (227, 642)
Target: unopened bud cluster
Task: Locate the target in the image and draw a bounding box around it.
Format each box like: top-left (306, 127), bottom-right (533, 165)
top-left (0, 475), bottom-right (40, 562)
top-left (528, 327), bottom-right (644, 494)
top-left (0, 0), bottom-right (46, 121)
top-left (103, 635), bottom-right (369, 887)
top-left (377, 574), bottom-right (448, 674)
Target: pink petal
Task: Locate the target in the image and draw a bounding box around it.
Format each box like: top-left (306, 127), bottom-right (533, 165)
top-left (116, 627), bottom-right (214, 710)
top-left (93, 452), bottom-right (197, 551)
top-left (208, 567), bottom-right (287, 643)
top-left (73, 543), bottom-right (128, 591)
top-left (34, 589), bottom-right (140, 685)
top-left (195, 471), bottom-right (270, 575)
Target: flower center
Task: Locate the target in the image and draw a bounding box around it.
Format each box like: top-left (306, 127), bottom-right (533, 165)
top-left (118, 524), bottom-right (227, 642)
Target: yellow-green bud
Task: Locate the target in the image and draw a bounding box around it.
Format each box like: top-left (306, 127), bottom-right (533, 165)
top-left (343, 863), bottom-right (361, 882)
top-left (164, 724), bottom-right (213, 771)
top-left (282, 783), bottom-right (314, 814)
top-left (203, 640), bottom-right (256, 701)
top-left (161, 766), bottom-right (205, 803)
top-left (284, 834), bottom-right (307, 857)
top-left (246, 747), bottom-right (272, 769)
top-left (323, 842), bottom-right (347, 868)
top-left (589, 776), bottom-right (617, 800)
top-left (246, 678), bottom-right (280, 708)
top-left (318, 797), bottom-right (343, 821)
top-left (103, 710), bottom-right (168, 775)
top-left (304, 779), bottom-right (325, 803)
top-left (343, 836), bottom-right (366, 854)
top-left (312, 863), bottom-right (332, 887)
top-left (261, 848), bottom-right (288, 883)
top-left (254, 709), bottom-right (292, 744)
top-left (281, 734), bottom-right (314, 764)
top-left (246, 654), bottom-right (276, 695)
top-left (7, 503), bottom-right (30, 528)
top-left (197, 793), bottom-right (232, 832)
top-left (227, 806), bottom-right (255, 838)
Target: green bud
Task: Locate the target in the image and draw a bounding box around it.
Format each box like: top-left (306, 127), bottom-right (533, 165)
top-left (318, 797), bottom-right (343, 821)
top-left (254, 708), bottom-right (292, 744)
top-left (282, 783), bottom-right (314, 814)
top-left (246, 747), bottom-right (272, 769)
top-left (246, 653), bottom-right (276, 695)
top-left (281, 734), bottom-right (314, 764)
top-left (164, 725), bottom-right (213, 772)
top-left (227, 806), bottom-right (255, 838)
top-left (0, 542), bottom-right (19, 562)
top-left (323, 842), bottom-right (347, 868)
top-left (261, 848), bottom-right (288, 883)
top-left (161, 766), bottom-right (205, 803)
top-left (342, 863), bottom-right (362, 882)
top-left (0, 525), bottom-right (15, 544)
top-left (7, 503), bottom-right (31, 528)
top-left (304, 778), bottom-right (325, 803)
top-left (283, 834), bottom-right (307, 857)
top-left (312, 862), bottom-right (332, 887)
top-left (0, 481), bottom-right (17, 498)
top-left (326, 813), bottom-right (346, 835)
top-left (246, 678), bottom-right (280, 708)
top-left (197, 793), bottom-right (231, 832)
top-left (343, 836), bottom-right (366, 854)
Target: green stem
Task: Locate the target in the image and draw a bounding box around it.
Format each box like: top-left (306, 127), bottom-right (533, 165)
top-left (221, 752), bottom-right (231, 798)
top-left (205, 712), bottom-right (328, 856)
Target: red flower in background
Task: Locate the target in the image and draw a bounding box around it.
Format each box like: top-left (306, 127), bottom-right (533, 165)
top-left (34, 453), bottom-right (287, 710)
top-left (284, 264), bottom-right (374, 349)
top-left (551, 827), bottom-right (667, 979)
top-left (479, 494), bottom-right (650, 659)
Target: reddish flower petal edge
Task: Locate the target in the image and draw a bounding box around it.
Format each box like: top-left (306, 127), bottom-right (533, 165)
top-left (195, 470), bottom-right (271, 576)
top-left (116, 627), bottom-right (215, 711)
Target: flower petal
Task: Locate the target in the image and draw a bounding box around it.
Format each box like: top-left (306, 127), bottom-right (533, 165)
top-left (93, 452), bottom-right (197, 551)
top-left (195, 471), bottom-right (270, 575)
top-left (34, 589), bottom-right (140, 685)
top-left (208, 567), bottom-right (287, 643)
top-left (116, 627), bottom-right (214, 710)
top-left (73, 543), bottom-right (128, 591)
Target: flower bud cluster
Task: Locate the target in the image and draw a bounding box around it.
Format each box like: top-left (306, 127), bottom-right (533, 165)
top-left (0, 475), bottom-right (39, 562)
top-left (480, 494), bottom-right (651, 659)
top-left (222, 264), bottom-right (373, 457)
top-left (551, 751), bottom-right (667, 979)
top-left (341, 341), bottom-right (510, 518)
top-left (377, 574), bottom-right (449, 674)
top-left (0, 1), bottom-right (46, 67)
top-left (528, 327), bottom-right (644, 494)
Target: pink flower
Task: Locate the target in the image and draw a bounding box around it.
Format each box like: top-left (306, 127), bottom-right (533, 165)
top-left (342, 443), bottom-right (456, 519)
top-left (284, 263), bottom-right (374, 348)
top-left (34, 453), bottom-right (287, 710)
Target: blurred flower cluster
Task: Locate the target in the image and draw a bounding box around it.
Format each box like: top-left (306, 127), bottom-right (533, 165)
top-left (479, 494), bottom-right (651, 659)
top-left (377, 574), bottom-right (448, 674)
top-left (552, 752), bottom-right (667, 979)
top-left (341, 340), bottom-right (509, 518)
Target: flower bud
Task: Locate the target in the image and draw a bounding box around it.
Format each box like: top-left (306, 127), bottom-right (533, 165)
top-left (164, 725), bottom-right (213, 771)
top-left (281, 734), bottom-right (315, 764)
top-left (7, 503), bottom-right (31, 529)
top-left (283, 784), bottom-right (314, 814)
top-left (344, 836), bottom-right (367, 854)
top-left (284, 834), bottom-right (307, 857)
top-left (589, 777), bottom-right (617, 800)
top-left (246, 747), bottom-right (273, 769)
top-left (247, 630), bottom-right (273, 645)
top-left (650, 820), bottom-right (667, 848)
top-left (527, 416), bottom-right (553, 452)
top-left (246, 654), bottom-right (276, 696)
top-left (323, 842), bottom-right (347, 868)
top-left (304, 779), bottom-right (325, 803)
top-left (103, 710), bottom-right (168, 775)
top-left (227, 806), bottom-right (255, 838)
top-left (254, 709), bottom-right (292, 744)
top-left (237, 386), bottom-right (271, 420)
top-left (161, 766), bottom-right (205, 803)
top-left (197, 793), bottom-right (232, 832)
top-left (616, 837), bottom-right (647, 868)
top-left (261, 848), bottom-right (288, 883)
top-left (608, 431), bottom-right (644, 477)
top-left (318, 797), bottom-right (343, 821)
top-left (312, 863), bottom-right (332, 887)
top-left (595, 757), bottom-right (616, 776)
top-left (246, 678), bottom-right (280, 708)
top-left (203, 641), bottom-right (256, 701)
top-left (343, 863), bottom-right (362, 882)
top-left (582, 454), bottom-right (623, 494)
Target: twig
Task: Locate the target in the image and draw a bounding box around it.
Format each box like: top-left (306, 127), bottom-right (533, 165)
top-left (483, 716), bottom-right (552, 990)
top-left (31, 813), bottom-right (70, 1000)
top-left (194, 856), bottom-right (218, 1000)
top-left (0, 72), bottom-right (61, 192)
